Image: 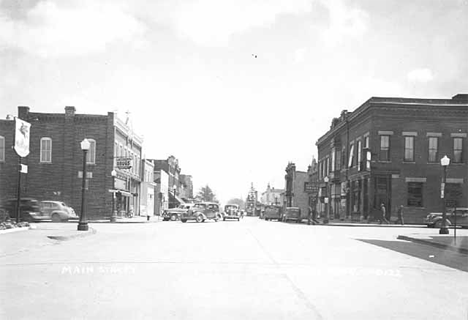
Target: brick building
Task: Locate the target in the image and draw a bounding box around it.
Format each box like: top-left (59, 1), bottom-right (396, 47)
top-left (179, 174), bottom-right (194, 202)
top-left (316, 94), bottom-right (468, 223)
top-left (150, 156), bottom-right (183, 208)
top-left (284, 162), bottom-right (309, 216)
top-left (0, 106), bottom-right (143, 220)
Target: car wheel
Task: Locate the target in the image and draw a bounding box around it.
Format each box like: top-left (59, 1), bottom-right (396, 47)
top-left (170, 214), bottom-right (177, 221)
top-left (51, 214), bottom-right (61, 222)
top-left (196, 215), bottom-right (203, 223)
top-left (223, 217), bottom-right (226, 221)
top-left (181, 219), bottom-right (187, 223)
top-left (434, 220), bottom-right (443, 228)
top-left (237, 218), bottom-right (240, 221)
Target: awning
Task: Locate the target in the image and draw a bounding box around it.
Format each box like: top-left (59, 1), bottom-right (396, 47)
top-left (169, 193), bottom-right (185, 204)
top-left (109, 189), bottom-right (133, 197)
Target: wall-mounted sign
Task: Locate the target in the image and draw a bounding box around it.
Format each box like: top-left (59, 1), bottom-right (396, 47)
top-left (116, 157), bottom-right (133, 169)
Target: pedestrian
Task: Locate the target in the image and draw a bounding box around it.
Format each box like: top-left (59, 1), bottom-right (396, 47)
top-left (396, 205), bottom-right (404, 225)
top-left (308, 206), bottom-right (313, 225)
top-left (380, 203), bottom-right (390, 224)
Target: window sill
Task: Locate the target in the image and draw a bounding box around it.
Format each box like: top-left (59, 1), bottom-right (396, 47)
top-left (39, 162), bottom-right (53, 164)
top-left (402, 161), bottom-right (416, 164)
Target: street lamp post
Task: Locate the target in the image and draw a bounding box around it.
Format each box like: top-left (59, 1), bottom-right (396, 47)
top-left (78, 139), bottom-right (90, 231)
top-left (439, 155), bottom-right (450, 235)
top-left (110, 170), bottom-right (117, 223)
top-left (324, 176), bottom-right (330, 224)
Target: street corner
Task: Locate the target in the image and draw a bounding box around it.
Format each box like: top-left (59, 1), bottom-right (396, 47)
top-left (47, 226), bottom-right (97, 241)
top-left (397, 233), bottom-right (468, 255)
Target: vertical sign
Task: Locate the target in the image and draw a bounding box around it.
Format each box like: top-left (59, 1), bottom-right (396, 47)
top-left (14, 118), bottom-right (31, 157)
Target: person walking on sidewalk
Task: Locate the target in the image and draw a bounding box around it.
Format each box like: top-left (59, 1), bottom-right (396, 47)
top-left (380, 203), bottom-right (390, 224)
top-left (396, 205), bottom-right (405, 225)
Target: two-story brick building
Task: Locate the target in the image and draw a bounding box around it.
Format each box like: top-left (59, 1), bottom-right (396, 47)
top-left (316, 94), bottom-right (468, 223)
top-left (284, 162), bottom-right (309, 217)
top-left (0, 106), bottom-right (144, 220)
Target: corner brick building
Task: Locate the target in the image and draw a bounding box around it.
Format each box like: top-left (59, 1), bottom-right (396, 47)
top-left (316, 94), bottom-right (468, 224)
top-left (284, 162), bottom-right (309, 217)
top-left (0, 106), bottom-right (143, 220)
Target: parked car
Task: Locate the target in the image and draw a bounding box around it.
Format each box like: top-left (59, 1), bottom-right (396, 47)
top-left (180, 202), bottom-right (220, 223)
top-left (425, 208), bottom-right (468, 228)
top-left (282, 207), bottom-right (302, 223)
top-left (0, 198), bottom-right (43, 222)
top-left (264, 205), bottom-right (283, 221)
top-left (162, 203), bottom-right (194, 221)
top-left (222, 204), bottom-right (241, 221)
top-left (39, 201), bottom-right (78, 222)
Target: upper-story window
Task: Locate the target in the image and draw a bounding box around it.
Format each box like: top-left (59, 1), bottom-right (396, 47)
top-left (379, 136), bottom-right (390, 161)
top-left (364, 136), bottom-right (369, 149)
top-left (0, 136), bottom-right (5, 162)
top-left (453, 137), bottom-right (463, 163)
top-left (357, 140), bottom-right (362, 167)
top-left (428, 137), bottom-right (438, 163)
top-left (86, 139), bottom-right (96, 164)
top-left (335, 149), bottom-right (342, 171)
top-left (40, 138), bottom-right (52, 163)
top-left (348, 143), bottom-right (355, 168)
top-left (404, 136), bottom-right (415, 162)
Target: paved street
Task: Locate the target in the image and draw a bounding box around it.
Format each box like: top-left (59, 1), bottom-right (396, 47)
top-left (1, 218), bottom-right (467, 320)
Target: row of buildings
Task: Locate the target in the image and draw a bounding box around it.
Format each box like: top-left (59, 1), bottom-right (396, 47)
top-left (258, 93), bottom-right (468, 224)
top-left (0, 106), bottom-right (194, 220)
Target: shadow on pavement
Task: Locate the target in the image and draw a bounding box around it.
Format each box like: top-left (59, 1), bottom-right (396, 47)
top-left (357, 239), bottom-right (468, 273)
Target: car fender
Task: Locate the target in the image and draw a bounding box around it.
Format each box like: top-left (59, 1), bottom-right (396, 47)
top-left (51, 210), bottom-right (67, 218)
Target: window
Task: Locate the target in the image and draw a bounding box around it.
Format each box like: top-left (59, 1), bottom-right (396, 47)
top-left (357, 140), bottom-right (362, 166)
top-left (364, 136), bottom-right (369, 149)
top-left (331, 149), bottom-right (335, 172)
top-left (453, 138), bottom-right (463, 163)
top-left (336, 149), bottom-right (342, 171)
top-left (407, 182), bottom-right (423, 207)
top-left (379, 136), bottom-right (390, 161)
top-left (0, 136), bottom-right (4, 162)
top-left (404, 136), bottom-right (414, 162)
top-left (348, 144), bottom-right (355, 168)
top-left (40, 138), bottom-right (52, 163)
top-left (86, 139), bottom-right (96, 164)
top-left (428, 137), bottom-right (438, 163)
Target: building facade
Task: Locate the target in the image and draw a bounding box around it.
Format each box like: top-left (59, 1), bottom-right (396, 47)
top-left (151, 156), bottom-right (183, 208)
top-left (316, 94), bottom-right (468, 223)
top-left (140, 159), bottom-right (155, 217)
top-left (260, 184), bottom-right (284, 205)
top-left (0, 106), bottom-right (143, 220)
top-left (179, 174), bottom-right (194, 202)
top-left (284, 162), bottom-right (309, 216)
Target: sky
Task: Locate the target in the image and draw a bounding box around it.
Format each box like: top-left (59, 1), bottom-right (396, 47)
top-left (0, 0), bottom-right (467, 204)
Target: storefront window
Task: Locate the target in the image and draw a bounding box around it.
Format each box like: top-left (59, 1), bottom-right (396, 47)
top-left (407, 182), bottom-right (423, 207)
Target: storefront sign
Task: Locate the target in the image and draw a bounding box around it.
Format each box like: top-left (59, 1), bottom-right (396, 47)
top-left (116, 157), bottom-right (133, 169)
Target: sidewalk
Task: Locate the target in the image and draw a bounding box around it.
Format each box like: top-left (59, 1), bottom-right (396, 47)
top-left (397, 233), bottom-right (468, 255)
top-left (322, 218), bottom-right (425, 228)
top-left (89, 215), bottom-right (163, 223)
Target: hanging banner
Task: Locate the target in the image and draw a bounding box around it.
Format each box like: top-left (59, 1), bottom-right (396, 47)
top-left (14, 118), bottom-right (31, 157)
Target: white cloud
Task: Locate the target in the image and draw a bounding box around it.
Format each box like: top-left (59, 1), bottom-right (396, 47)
top-left (171, 0), bottom-right (313, 46)
top-left (407, 68), bottom-right (434, 83)
top-left (319, 0), bottom-right (369, 46)
top-left (0, 0), bottom-right (146, 58)
top-left (294, 48), bottom-right (307, 63)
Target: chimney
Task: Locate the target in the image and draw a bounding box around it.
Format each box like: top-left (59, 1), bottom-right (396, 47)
top-left (18, 106), bottom-right (30, 120)
top-left (65, 106), bottom-right (76, 117)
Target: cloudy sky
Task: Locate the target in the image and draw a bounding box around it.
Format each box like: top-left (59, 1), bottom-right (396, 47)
top-left (1, 0), bottom-right (467, 203)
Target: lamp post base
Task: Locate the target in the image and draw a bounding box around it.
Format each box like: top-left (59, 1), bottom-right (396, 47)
top-left (77, 222), bottom-right (89, 231)
top-left (439, 227), bottom-right (449, 235)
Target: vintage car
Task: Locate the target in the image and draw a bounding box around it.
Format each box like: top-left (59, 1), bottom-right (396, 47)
top-left (40, 201), bottom-right (78, 222)
top-left (222, 204), bottom-right (241, 221)
top-left (180, 202), bottom-right (220, 223)
top-left (425, 208), bottom-right (468, 228)
top-left (282, 207), bottom-right (303, 223)
top-left (264, 205), bottom-right (283, 221)
top-left (1, 198), bottom-right (44, 222)
top-left (162, 203), bottom-right (194, 221)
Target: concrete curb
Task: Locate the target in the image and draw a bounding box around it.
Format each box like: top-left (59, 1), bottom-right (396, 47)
top-left (47, 227), bottom-right (97, 241)
top-left (0, 226), bottom-right (31, 235)
top-left (397, 235), bottom-right (468, 255)
top-left (324, 223), bottom-right (425, 228)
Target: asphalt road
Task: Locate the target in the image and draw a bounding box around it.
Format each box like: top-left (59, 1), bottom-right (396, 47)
top-left (0, 218), bottom-right (467, 320)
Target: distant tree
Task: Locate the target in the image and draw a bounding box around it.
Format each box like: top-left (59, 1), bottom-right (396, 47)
top-left (196, 185), bottom-right (217, 202)
top-left (227, 198), bottom-right (245, 208)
